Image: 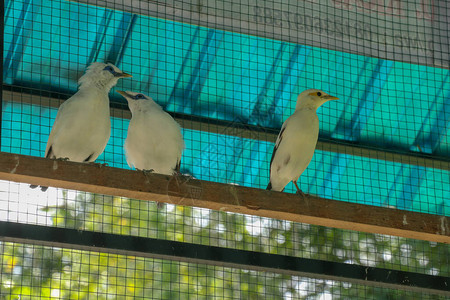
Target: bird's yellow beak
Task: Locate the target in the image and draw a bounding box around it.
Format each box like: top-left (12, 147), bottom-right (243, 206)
top-left (119, 72), bottom-right (132, 78)
top-left (308, 91), bottom-right (339, 100)
top-left (324, 95), bottom-right (339, 100)
top-left (117, 90), bottom-right (128, 97)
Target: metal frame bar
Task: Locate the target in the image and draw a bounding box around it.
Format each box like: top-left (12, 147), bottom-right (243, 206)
top-left (0, 0), bottom-right (4, 147)
top-left (0, 221), bottom-right (448, 296)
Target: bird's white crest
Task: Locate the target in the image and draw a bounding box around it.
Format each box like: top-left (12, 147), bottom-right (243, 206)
top-left (268, 89), bottom-right (339, 192)
top-left (78, 62), bottom-right (130, 91)
top-left (118, 90), bottom-right (185, 175)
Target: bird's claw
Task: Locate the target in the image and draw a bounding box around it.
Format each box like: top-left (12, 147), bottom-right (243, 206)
top-left (140, 169), bottom-right (154, 176)
top-left (172, 170), bottom-right (183, 177)
top-left (57, 157), bottom-right (70, 161)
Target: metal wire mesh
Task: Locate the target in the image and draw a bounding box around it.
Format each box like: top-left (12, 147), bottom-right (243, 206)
top-left (0, 241), bottom-right (447, 299)
top-left (0, 181), bottom-right (448, 277)
top-left (1, 0), bottom-right (449, 298)
top-left (2, 0), bottom-right (449, 213)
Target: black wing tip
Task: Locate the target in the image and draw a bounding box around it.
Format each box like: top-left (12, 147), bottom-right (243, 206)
top-left (29, 185), bottom-right (49, 192)
top-left (83, 153), bottom-right (95, 162)
top-left (175, 159), bottom-right (181, 172)
top-left (266, 182), bottom-right (272, 190)
top-left (45, 145), bottom-right (53, 159)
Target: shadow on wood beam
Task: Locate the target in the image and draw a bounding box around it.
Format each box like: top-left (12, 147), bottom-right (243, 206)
top-left (0, 152), bottom-right (448, 244)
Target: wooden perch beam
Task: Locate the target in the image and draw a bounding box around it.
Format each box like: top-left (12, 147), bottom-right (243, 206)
top-left (0, 152), bottom-right (448, 244)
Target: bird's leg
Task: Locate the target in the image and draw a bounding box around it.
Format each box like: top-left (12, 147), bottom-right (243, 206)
top-left (293, 181), bottom-right (301, 193)
top-left (57, 157), bottom-right (70, 161)
top-left (141, 169), bottom-right (165, 210)
top-left (136, 169), bottom-right (162, 209)
top-left (173, 169), bottom-right (183, 176)
top-left (138, 168), bottom-right (154, 184)
top-left (170, 170), bottom-right (186, 190)
top-left (293, 181), bottom-right (306, 198)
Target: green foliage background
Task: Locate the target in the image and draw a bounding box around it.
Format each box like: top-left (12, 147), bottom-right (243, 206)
top-left (0, 191), bottom-right (448, 299)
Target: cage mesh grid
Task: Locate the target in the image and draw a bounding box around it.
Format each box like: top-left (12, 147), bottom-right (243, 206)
top-left (2, 0), bottom-right (449, 214)
top-left (1, 0), bottom-right (450, 298)
top-left (2, 93), bottom-right (449, 214)
top-left (0, 241), bottom-right (447, 299)
top-left (0, 180), bottom-right (448, 279)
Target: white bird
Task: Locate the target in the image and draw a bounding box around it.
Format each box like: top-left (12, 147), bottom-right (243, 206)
top-left (267, 89), bottom-right (339, 193)
top-left (31, 62), bottom-right (132, 191)
top-left (117, 90), bottom-right (185, 175)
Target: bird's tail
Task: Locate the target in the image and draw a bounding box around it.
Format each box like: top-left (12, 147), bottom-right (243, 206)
top-left (266, 182), bottom-right (272, 190)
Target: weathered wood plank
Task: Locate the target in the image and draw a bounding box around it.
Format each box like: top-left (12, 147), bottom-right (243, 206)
top-left (0, 152), bottom-right (448, 244)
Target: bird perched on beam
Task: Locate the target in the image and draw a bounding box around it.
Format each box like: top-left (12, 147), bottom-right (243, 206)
top-left (267, 89), bottom-right (339, 193)
top-left (117, 91), bottom-right (185, 176)
top-left (31, 62), bottom-right (132, 191)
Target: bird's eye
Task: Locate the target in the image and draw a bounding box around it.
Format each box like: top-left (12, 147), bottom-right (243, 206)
top-left (317, 92), bottom-right (322, 97)
top-left (134, 94), bottom-right (145, 100)
top-left (103, 65), bottom-right (116, 74)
